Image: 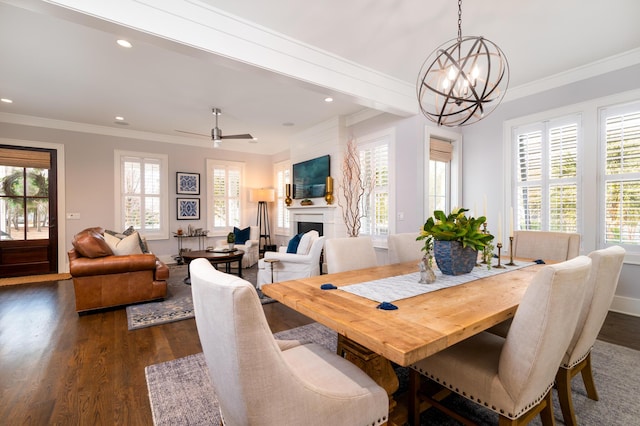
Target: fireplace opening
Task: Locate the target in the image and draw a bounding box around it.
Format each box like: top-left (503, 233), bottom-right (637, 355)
top-left (298, 221), bottom-right (323, 236)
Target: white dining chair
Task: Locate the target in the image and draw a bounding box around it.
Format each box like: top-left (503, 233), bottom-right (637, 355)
top-left (512, 230), bottom-right (581, 262)
top-left (190, 258), bottom-right (389, 426)
top-left (556, 245), bottom-right (625, 426)
top-left (409, 255), bottom-right (592, 426)
top-left (387, 233), bottom-right (424, 264)
top-left (324, 236), bottom-right (378, 273)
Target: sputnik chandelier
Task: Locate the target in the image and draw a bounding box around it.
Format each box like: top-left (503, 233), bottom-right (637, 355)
top-left (417, 0), bottom-right (509, 127)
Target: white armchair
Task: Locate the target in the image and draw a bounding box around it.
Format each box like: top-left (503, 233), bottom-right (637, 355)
top-left (257, 235), bottom-right (325, 289)
top-left (216, 226), bottom-right (259, 268)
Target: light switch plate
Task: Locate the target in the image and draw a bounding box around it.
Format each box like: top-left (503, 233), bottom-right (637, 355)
top-left (66, 212), bottom-right (81, 220)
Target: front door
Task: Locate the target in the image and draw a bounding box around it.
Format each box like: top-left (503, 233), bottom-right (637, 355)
top-left (0, 145), bottom-right (58, 277)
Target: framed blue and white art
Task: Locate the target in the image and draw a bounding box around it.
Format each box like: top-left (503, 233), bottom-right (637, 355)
top-left (177, 198), bottom-right (200, 220)
top-left (176, 172), bottom-right (200, 195)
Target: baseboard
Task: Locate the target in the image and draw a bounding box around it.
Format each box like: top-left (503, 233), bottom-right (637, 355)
top-left (610, 295), bottom-right (640, 317)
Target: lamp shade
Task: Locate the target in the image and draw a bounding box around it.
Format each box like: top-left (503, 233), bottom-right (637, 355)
top-left (250, 188), bottom-right (275, 203)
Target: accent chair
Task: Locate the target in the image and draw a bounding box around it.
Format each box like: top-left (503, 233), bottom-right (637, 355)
top-left (215, 225), bottom-right (259, 268)
top-left (409, 255), bottom-right (592, 426)
top-left (256, 235), bottom-right (325, 289)
top-left (189, 258), bottom-right (389, 425)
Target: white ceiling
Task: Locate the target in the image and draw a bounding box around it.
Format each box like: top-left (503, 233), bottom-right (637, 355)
top-left (1, 0), bottom-right (639, 155)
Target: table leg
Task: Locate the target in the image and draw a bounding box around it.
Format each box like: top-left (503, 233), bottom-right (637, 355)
top-left (337, 334), bottom-right (405, 425)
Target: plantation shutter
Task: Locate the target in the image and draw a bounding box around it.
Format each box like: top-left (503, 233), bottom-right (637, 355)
top-left (515, 130), bottom-right (543, 230)
top-left (548, 124), bottom-right (578, 232)
top-left (603, 108), bottom-right (640, 245)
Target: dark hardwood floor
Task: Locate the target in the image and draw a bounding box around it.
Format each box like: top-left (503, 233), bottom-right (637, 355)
top-left (0, 279), bottom-right (637, 425)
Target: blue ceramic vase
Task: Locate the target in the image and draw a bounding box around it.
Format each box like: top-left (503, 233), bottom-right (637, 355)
top-left (434, 240), bottom-right (478, 275)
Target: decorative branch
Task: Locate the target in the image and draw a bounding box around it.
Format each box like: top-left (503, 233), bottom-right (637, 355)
top-left (337, 138), bottom-right (374, 237)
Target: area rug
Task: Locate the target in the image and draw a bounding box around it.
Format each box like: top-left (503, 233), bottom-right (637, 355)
top-left (146, 323), bottom-right (640, 425)
top-left (126, 263), bottom-right (274, 330)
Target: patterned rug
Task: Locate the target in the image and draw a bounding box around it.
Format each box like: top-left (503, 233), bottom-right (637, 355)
top-left (146, 323), bottom-right (640, 425)
top-left (126, 263), bottom-right (273, 330)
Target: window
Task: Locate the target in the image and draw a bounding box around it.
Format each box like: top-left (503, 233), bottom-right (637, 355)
top-left (115, 151), bottom-right (168, 239)
top-left (428, 138), bottom-right (452, 213)
top-left (206, 159), bottom-right (243, 233)
top-left (601, 104), bottom-right (640, 248)
top-left (274, 160), bottom-right (291, 235)
top-left (513, 116), bottom-right (580, 233)
top-left (358, 130), bottom-right (394, 238)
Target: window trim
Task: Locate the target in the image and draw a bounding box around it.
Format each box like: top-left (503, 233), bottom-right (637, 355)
top-left (114, 150), bottom-right (169, 240)
top-left (423, 126), bottom-right (462, 219)
top-left (205, 158), bottom-right (245, 235)
top-left (273, 159), bottom-right (291, 236)
top-left (503, 88), bottom-right (640, 265)
top-left (357, 128), bottom-right (395, 245)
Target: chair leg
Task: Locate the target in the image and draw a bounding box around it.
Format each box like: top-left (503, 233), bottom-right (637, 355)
top-left (580, 352), bottom-right (599, 401)
top-left (538, 391), bottom-right (555, 426)
top-left (556, 367), bottom-right (577, 426)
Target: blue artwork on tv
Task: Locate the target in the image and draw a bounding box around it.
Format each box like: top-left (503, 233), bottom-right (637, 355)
top-left (292, 155), bottom-right (330, 199)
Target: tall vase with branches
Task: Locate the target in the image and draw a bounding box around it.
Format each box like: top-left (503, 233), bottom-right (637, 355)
top-left (337, 138), bottom-right (374, 237)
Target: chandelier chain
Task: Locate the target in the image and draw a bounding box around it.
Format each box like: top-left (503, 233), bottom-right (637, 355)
top-left (457, 0), bottom-right (462, 42)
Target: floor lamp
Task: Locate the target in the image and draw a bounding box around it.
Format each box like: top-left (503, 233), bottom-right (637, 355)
top-left (250, 188), bottom-right (275, 255)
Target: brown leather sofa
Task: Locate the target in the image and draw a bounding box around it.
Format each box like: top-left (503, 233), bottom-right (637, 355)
top-left (68, 227), bottom-right (169, 313)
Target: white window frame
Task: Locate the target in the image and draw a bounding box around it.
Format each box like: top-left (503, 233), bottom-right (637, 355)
top-left (206, 159), bottom-right (244, 235)
top-left (274, 160), bottom-right (291, 236)
top-left (599, 101), bottom-right (640, 253)
top-left (357, 128), bottom-right (395, 244)
top-left (423, 126), bottom-right (462, 218)
top-left (114, 150), bottom-right (169, 240)
top-left (503, 88), bottom-right (640, 265)
top-left (511, 114), bottom-right (582, 233)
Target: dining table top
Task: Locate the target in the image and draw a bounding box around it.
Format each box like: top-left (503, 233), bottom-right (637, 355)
top-left (261, 260), bottom-right (544, 366)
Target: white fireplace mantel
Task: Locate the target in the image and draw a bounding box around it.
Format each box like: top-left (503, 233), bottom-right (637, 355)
top-left (287, 204), bottom-right (342, 239)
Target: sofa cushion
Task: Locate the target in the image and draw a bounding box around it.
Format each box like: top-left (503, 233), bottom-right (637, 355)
top-left (286, 233), bottom-right (304, 253)
top-left (297, 230), bottom-right (319, 255)
top-left (234, 226), bottom-right (251, 244)
top-left (72, 227), bottom-right (113, 258)
top-left (104, 231), bottom-right (144, 256)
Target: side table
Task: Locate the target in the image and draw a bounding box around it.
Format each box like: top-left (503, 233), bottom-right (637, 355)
top-left (263, 258), bottom-right (280, 284)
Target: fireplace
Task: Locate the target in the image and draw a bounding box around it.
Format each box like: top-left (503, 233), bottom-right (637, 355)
top-left (287, 205), bottom-right (342, 239)
top-left (298, 221), bottom-right (323, 236)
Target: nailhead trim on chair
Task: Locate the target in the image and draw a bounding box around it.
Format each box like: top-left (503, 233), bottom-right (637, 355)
top-left (561, 347), bottom-right (591, 369)
top-left (410, 365), bottom-right (554, 419)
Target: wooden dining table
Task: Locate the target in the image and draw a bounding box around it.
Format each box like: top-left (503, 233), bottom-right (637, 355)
top-left (261, 259), bottom-right (544, 425)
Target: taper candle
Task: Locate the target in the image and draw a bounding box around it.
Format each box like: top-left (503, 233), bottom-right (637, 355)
top-left (498, 212), bottom-right (502, 243)
top-left (483, 194), bottom-right (487, 218)
top-left (509, 206), bottom-right (514, 237)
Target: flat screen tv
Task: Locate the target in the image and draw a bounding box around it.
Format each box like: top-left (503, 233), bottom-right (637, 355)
top-left (292, 155), bottom-right (330, 199)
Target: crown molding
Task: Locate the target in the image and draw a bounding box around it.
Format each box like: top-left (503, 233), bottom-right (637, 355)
top-left (505, 48), bottom-right (640, 102)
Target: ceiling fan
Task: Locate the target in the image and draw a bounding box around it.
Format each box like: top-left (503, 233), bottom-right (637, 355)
top-left (176, 108), bottom-right (254, 148)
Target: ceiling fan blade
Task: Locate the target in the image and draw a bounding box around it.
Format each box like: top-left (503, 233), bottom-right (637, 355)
top-left (174, 129), bottom-right (209, 138)
top-left (220, 133), bottom-right (254, 140)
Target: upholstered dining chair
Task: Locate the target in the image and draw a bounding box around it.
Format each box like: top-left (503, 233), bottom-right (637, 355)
top-left (324, 236), bottom-right (378, 274)
top-left (190, 258), bottom-right (389, 426)
top-left (556, 245), bottom-right (625, 426)
top-left (409, 255), bottom-right (592, 426)
top-left (387, 233), bottom-right (424, 264)
top-left (512, 230), bottom-right (581, 262)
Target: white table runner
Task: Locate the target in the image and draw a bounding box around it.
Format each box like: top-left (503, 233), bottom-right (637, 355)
top-left (340, 262), bottom-right (535, 303)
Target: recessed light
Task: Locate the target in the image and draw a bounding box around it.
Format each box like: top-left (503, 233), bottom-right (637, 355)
top-left (115, 116), bottom-right (125, 121)
top-left (282, 122), bottom-right (295, 127)
top-left (324, 97), bottom-right (334, 103)
top-left (1, 98), bottom-right (13, 104)
top-left (117, 39), bottom-right (132, 48)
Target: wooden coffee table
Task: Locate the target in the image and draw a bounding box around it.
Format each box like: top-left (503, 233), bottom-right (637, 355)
top-left (181, 249), bottom-right (244, 284)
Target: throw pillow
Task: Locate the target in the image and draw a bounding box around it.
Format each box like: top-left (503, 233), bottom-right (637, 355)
top-left (104, 231), bottom-right (144, 256)
top-left (296, 230), bottom-right (319, 255)
top-left (72, 227), bottom-right (113, 258)
top-left (105, 226), bottom-right (149, 253)
top-left (286, 233), bottom-right (304, 253)
top-left (233, 226), bottom-right (251, 245)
